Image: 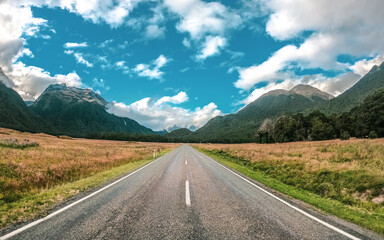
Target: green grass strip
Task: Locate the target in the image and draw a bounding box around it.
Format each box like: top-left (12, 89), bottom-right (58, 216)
top-left (195, 147), bottom-right (384, 235)
top-left (0, 150), bottom-right (170, 229)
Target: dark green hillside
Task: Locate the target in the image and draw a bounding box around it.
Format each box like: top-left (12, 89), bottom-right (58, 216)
top-left (192, 85), bottom-right (332, 143)
top-left (319, 61), bottom-right (384, 114)
top-left (0, 68), bottom-right (55, 133)
top-left (257, 88), bottom-right (384, 143)
top-left (346, 88), bottom-right (384, 138)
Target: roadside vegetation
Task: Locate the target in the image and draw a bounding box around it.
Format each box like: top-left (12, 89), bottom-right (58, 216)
top-left (193, 139), bottom-right (384, 234)
top-left (0, 128), bottom-right (179, 229)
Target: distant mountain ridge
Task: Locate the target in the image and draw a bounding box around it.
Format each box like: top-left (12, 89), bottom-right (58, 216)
top-left (168, 84), bottom-right (333, 142)
top-left (30, 84), bottom-right (154, 137)
top-left (167, 62), bottom-right (384, 143)
top-left (260, 84), bottom-right (334, 101)
top-left (37, 83), bottom-right (107, 105)
top-left (290, 84), bottom-right (334, 101)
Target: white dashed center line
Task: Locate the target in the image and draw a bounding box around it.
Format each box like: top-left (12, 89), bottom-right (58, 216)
top-left (185, 180), bottom-right (191, 207)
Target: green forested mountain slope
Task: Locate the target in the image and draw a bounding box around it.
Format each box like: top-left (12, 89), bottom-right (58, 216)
top-left (30, 84), bottom-right (154, 137)
top-left (318, 61), bottom-right (384, 114)
top-left (190, 85), bottom-right (332, 142)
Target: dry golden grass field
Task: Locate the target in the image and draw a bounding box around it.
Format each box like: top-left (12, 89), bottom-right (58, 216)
top-left (193, 139), bottom-right (384, 233)
top-left (0, 128), bottom-right (179, 228)
top-left (194, 139), bottom-right (384, 204)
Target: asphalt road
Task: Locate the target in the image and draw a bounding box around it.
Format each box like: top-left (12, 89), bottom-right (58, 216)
top-left (1, 145), bottom-right (381, 240)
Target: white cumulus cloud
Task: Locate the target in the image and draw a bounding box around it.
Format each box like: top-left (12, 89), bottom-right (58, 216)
top-left (27, 0), bottom-right (143, 28)
top-left (64, 42), bottom-right (88, 48)
top-left (349, 55), bottom-right (384, 77)
top-left (107, 91), bottom-right (222, 131)
top-left (164, 0), bottom-right (241, 59)
top-left (145, 25), bottom-right (165, 39)
top-left (157, 91), bottom-right (188, 105)
top-left (0, 1), bottom-right (46, 70)
top-left (64, 50), bottom-right (93, 67)
top-left (134, 55), bottom-right (169, 80)
top-left (0, 0), bottom-right (84, 100)
top-left (164, 0), bottom-right (241, 39)
top-left (197, 36), bottom-right (226, 60)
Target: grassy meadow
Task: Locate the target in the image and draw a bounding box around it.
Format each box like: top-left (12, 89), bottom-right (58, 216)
top-left (0, 128), bottom-right (179, 229)
top-left (193, 139), bottom-right (384, 234)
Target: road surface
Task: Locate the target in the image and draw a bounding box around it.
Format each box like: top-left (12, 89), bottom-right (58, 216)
top-left (1, 145), bottom-right (381, 240)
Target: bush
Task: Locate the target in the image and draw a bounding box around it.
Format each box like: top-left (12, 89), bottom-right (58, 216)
top-left (340, 131), bottom-right (351, 140)
top-left (369, 131), bottom-right (378, 139)
top-left (58, 135), bottom-right (72, 139)
top-left (0, 138), bottom-right (39, 149)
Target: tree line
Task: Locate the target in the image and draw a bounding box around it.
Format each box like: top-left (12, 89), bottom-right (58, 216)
top-left (256, 88), bottom-right (384, 143)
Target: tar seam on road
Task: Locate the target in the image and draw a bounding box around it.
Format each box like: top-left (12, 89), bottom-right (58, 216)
top-left (185, 180), bottom-right (191, 207)
top-left (197, 151), bottom-right (361, 240)
top-left (0, 154), bottom-right (168, 240)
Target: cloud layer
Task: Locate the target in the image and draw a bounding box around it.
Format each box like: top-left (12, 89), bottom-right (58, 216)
top-left (236, 0), bottom-right (384, 103)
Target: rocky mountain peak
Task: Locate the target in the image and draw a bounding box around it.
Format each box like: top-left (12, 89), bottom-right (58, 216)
top-left (289, 84), bottom-right (334, 100)
top-left (257, 84), bottom-right (333, 102)
top-left (35, 83), bottom-right (107, 107)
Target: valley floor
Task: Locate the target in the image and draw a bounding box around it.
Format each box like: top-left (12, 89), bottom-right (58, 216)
top-left (1, 127), bottom-right (383, 236)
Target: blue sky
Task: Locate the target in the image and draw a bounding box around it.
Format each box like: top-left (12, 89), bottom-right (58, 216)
top-left (1, 0), bottom-right (384, 131)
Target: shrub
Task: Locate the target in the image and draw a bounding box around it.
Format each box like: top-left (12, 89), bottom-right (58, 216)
top-left (0, 138), bottom-right (39, 149)
top-left (340, 131), bottom-right (351, 140)
top-left (58, 135), bottom-right (72, 139)
top-left (369, 131), bottom-right (378, 139)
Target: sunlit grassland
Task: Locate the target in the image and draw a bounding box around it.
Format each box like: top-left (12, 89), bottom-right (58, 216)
top-left (193, 139), bottom-right (384, 234)
top-left (0, 128), bottom-right (179, 229)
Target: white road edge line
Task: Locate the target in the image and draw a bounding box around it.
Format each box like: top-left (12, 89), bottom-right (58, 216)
top-left (185, 180), bottom-right (191, 207)
top-left (198, 151), bottom-right (361, 240)
top-left (0, 153), bottom-right (169, 240)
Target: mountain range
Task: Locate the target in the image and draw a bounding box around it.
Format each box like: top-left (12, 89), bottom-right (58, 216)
top-left (0, 68), bottom-right (154, 137)
top-left (187, 84), bottom-right (335, 142)
top-left (166, 62), bottom-right (384, 142)
top-left (1, 61), bottom-right (384, 142)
